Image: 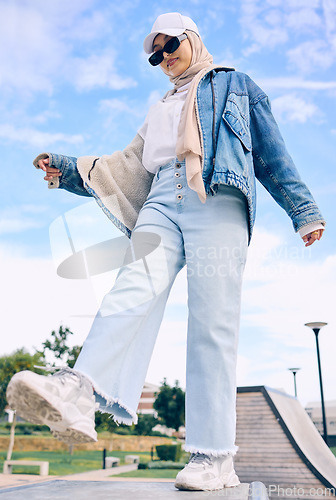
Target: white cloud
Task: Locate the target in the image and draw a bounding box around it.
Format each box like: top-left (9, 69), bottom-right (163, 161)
top-left (99, 98), bottom-right (143, 117)
top-left (0, 3), bottom-right (68, 94)
top-left (97, 93), bottom-right (161, 133)
top-left (240, 227), bottom-right (335, 405)
top-left (243, 228), bottom-right (334, 341)
top-left (32, 109), bottom-right (62, 125)
top-left (71, 51), bottom-right (137, 92)
top-left (147, 90), bottom-right (163, 107)
top-left (286, 0), bottom-right (320, 8)
top-left (146, 317), bottom-right (187, 388)
top-left (322, 0), bottom-right (336, 40)
top-left (240, 1), bottom-right (288, 55)
top-left (271, 93), bottom-right (321, 123)
top-left (258, 77), bottom-right (336, 90)
top-left (0, 124), bottom-right (84, 149)
top-left (0, 205), bottom-right (48, 235)
top-left (240, 0), bottom-right (336, 73)
top-left (0, 245), bottom-right (98, 357)
top-left (0, 218), bottom-right (41, 235)
top-left (197, 3), bottom-right (236, 34)
top-left (99, 89), bottom-right (163, 118)
top-left (287, 40), bottom-right (335, 74)
top-left (98, 97), bottom-right (145, 134)
top-left (215, 48), bottom-right (243, 71)
top-left (0, 2), bottom-right (136, 95)
top-left (285, 7), bottom-right (322, 32)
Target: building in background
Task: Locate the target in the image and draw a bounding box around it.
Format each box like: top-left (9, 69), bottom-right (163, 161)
top-left (137, 381), bottom-right (185, 439)
top-left (305, 400), bottom-right (336, 446)
top-left (137, 382), bottom-right (159, 416)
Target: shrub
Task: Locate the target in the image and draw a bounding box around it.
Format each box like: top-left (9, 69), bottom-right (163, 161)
top-left (113, 427), bottom-right (132, 435)
top-left (156, 443), bottom-right (182, 462)
top-left (134, 414), bottom-right (158, 435)
top-left (137, 462), bottom-right (148, 469)
top-left (149, 430), bottom-right (171, 437)
top-left (0, 423), bottom-right (50, 435)
top-left (22, 426), bottom-right (33, 435)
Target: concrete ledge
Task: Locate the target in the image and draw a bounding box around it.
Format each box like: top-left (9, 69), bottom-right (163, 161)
top-left (3, 460), bottom-right (49, 476)
top-left (125, 455), bottom-right (140, 464)
top-left (104, 457), bottom-right (120, 468)
top-left (0, 480), bottom-right (260, 499)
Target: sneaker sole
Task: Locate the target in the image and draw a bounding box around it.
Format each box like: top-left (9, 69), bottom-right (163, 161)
top-left (52, 427), bottom-right (97, 444)
top-left (175, 470), bottom-right (240, 491)
top-left (7, 377), bottom-right (63, 426)
top-left (7, 376), bottom-right (97, 445)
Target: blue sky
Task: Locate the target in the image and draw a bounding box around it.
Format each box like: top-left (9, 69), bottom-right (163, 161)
top-left (1, 0), bottom-right (335, 408)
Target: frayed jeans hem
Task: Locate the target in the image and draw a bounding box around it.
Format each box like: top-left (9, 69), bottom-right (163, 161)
top-left (72, 368), bottom-right (138, 426)
top-left (184, 445), bottom-right (239, 457)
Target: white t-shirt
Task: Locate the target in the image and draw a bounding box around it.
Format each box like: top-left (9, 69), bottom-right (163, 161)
top-left (138, 82), bottom-right (190, 173)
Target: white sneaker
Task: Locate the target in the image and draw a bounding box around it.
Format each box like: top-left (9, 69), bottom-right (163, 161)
top-left (6, 368), bottom-right (97, 444)
top-left (174, 453), bottom-right (240, 491)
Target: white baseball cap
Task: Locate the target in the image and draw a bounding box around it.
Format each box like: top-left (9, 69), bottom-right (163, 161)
top-left (143, 12), bottom-right (199, 54)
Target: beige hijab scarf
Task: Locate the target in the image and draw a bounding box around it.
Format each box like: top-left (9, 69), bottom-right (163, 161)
top-left (164, 30), bottom-right (219, 203)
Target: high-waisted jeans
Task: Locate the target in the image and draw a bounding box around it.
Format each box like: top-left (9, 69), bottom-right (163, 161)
top-left (74, 158), bottom-right (249, 456)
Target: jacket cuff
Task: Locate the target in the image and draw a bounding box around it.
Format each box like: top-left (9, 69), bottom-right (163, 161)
top-left (33, 152), bottom-right (49, 168)
top-left (298, 222), bottom-right (325, 238)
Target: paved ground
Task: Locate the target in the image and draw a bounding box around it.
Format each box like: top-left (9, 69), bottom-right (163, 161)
top-left (59, 463), bottom-right (140, 481)
top-left (0, 464), bottom-right (138, 489)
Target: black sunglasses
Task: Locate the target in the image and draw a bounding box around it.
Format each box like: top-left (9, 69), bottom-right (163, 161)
top-left (148, 33), bottom-right (188, 66)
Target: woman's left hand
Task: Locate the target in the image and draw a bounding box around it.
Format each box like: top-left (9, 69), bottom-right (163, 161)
top-left (302, 229), bottom-right (324, 247)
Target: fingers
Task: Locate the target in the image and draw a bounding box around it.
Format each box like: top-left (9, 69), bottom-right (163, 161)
top-left (36, 158), bottom-right (62, 181)
top-left (37, 157), bottom-right (50, 171)
top-left (302, 229), bottom-right (323, 247)
top-left (43, 167), bottom-right (62, 181)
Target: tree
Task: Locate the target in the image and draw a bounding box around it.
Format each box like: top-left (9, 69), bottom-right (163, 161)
top-left (94, 412), bottom-right (119, 433)
top-left (134, 413), bottom-right (158, 435)
top-left (0, 348), bottom-right (45, 416)
top-left (41, 325), bottom-right (81, 367)
top-left (153, 378), bottom-right (185, 431)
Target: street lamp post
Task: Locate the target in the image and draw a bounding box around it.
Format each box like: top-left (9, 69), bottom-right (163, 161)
top-left (288, 367), bottom-right (300, 398)
top-left (305, 322), bottom-right (328, 445)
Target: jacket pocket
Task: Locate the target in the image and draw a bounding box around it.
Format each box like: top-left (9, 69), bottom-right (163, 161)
top-left (223, 93), bottom-right (252, 151)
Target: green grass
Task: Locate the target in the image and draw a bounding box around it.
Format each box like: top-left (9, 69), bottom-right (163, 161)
top-left (0, 450), bottom-right (151, 476)
top-left (0, 446), bottom-right (187, 477)
top-left (113, 468), bottom-right (181, 479)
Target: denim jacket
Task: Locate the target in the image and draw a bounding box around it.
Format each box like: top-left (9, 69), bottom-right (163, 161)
top-left (39, 69), bottom-right (325, 243)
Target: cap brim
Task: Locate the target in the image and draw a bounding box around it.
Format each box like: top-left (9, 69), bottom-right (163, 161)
top-left (143, 28), bottom-right (185, 54)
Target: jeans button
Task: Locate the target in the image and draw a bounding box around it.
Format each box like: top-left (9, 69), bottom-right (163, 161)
top-left (176, 163), bottom-right (181, 168)
top-left (176, 183), bottom-right (182, 189)
top-left (174, 172), bottom-right (180, 177)
top-left (177, 194), bottom-right (183, 200)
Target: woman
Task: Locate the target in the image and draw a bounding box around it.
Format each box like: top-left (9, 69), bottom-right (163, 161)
top-left (7, 13), bottom-right (325, 491)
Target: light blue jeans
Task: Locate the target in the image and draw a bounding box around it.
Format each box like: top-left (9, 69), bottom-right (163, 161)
top-left (74, 159), bottom-right (248, 456)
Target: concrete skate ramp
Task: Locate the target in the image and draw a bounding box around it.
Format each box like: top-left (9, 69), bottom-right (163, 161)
top-left (266, 387), bottom-right (336, 488)
top-left (236, 386), bottom-right (336, 494)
